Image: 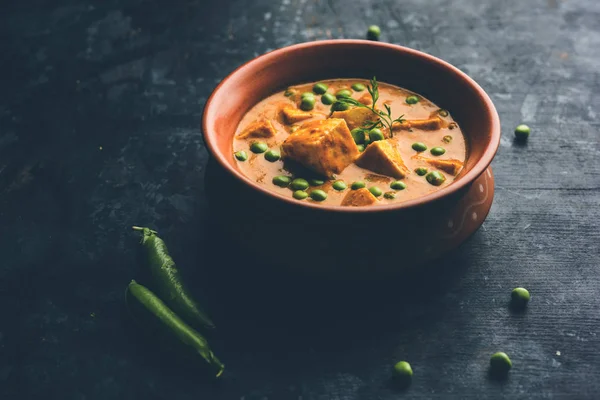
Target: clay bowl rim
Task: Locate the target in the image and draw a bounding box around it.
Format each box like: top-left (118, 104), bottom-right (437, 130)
top-left (202, 39), bottom-right (500, 214)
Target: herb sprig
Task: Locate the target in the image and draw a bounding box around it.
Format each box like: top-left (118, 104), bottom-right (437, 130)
top-left (335, 77), bottom-right (405, 137)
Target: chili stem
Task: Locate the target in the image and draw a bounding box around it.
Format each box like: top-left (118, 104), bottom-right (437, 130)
top-left (132, 226), bottom-right (158, 234)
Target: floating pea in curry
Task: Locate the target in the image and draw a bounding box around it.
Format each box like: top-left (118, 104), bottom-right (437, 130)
top-left (232, 78), bottom-right (467, 207)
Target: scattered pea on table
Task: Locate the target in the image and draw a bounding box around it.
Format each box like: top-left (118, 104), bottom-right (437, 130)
top-left (390, 181), bottom-right (407, 190)
top-left (406, 95), bottom-right (419, 104)
top-left (367, 25), bottom-right (381, 41)
top-left (234, 150), bottom-right (248, 161)
top-left (351, 181), bottom-right (366, 190)
top-left (384, 191), bottom-right (396, 199)
top-left (321, 93), bottom-right (336, 105)
top-left (332, 180), bottom-right (347, 191)
top-left (443, 135), bottom-right (453, 143)
top-left (250, 142), bottom-right (268, 154)
top-left (426, 171), bottom-right (446, 186)
top-left (393, 361), bottom-right (413, 383)
top-left (490, 352), bottom-right (512, 377)
top-left (301, 92), bottom-right (315, 99)
top-left (369, 186), bottom-right (383, 197)
top-left (272, 175), bottom-right (292, 187)
top-left (264, 149), bottom-right (281, 162)
top-left (309, 178), bottom-right (325, 186)
top-left (312, 83), bottom-right (328, 94)
top-left (438, 109), bottom-right (449, 117)
top-left (290, 178), bottom-right (309, 191)
top-left (310, 189), bottom-right (328, 201)
top-left (412, 142), bottom-right (427, 152)
top-left (514, 124), bottom-right (530, 140)
top-left (430, 147), bottom-right (446, 156)
top-left (510, 287), bottom-right (530, 309)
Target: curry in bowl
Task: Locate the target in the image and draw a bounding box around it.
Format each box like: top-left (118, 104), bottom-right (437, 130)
top-left (232, 78), bottom-right (466, 207)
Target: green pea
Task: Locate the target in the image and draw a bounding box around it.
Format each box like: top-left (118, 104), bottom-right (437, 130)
top-left (430, 147), bottom-right (446, 156)
top-left (369, 128), bottom-right (384, 142)
top-left (293, 190), bottom-right (308, 200)
top-left (332, 180), bottom-right (347, 191)
top-left (438, 109), bottom-right (449, 117)
top-left (351, 128), bottom-right (365, 144)
top-left (234, 150), bottom-right (248, 161)
top-left (390, 181), bottom-right (407, 190)
top-left (393, 361), bottom-right (413, 380)
top-left (310, 189), bottom-right (328, 201)
top-left (406, 95), bottom-right (419, 104)
top-left (272, 175), bottom-right (292, 187)
top-left (357, 144), bottom-right (365, 152)
top-left (321, 93), bottom-right (336, 105)
top-left (412, 142), bottom-right (427, 152)
top-left (264, 149), bottom-right (281, 162)
top-left (336, 89), bottom-right (353, 99)
top-left (300, 96), bottom-right (316, 111)
top-left (290, 178), bottom-right (309, 191)
top-left (331, 101), bottom-right (349, 112)
top-left (515, 124), bottom-right (530, 140)
top-left (426, 171), bottom-right (446, 186)
top-left (510, 287), bottom-right (530, 309)
top-left (490, 352), bottom-right (512, 376)
top-left (301, 92), bottom-right (315, 99)
top-left (351, 83), bottom-right (366, 91)
top-left (309, 178), bottom-right (325, 186)
top-left (384, 191), bottom-right (396, 200)
top-left (367, 25), bottom-right (381, 41)
top-left (415, 167), bottom-right (428, 176)
top-left (312, 83), bottom-right (328, 94)
top-left (351, 181), bottom-right (366, 190)
top-left (443, 135), bottom-right (453, 143)
top-left (284, 89), bottom-right (294, 97)
top-left (369, 186), bottom-right (382, 197)
top-left (250, 142), bottom-right (268, 154)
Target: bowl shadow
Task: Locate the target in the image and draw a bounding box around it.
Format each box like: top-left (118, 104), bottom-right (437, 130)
top-left (197, 214), bottom-right (473, 353)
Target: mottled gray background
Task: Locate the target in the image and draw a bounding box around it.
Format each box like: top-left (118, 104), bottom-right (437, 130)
top-left (1, 0), bottom-right (599, 399)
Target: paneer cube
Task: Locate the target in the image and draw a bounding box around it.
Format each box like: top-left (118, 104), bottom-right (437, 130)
top-left (416, 156), bottom-right (464, 176)
top-left (331, 107), bottom-right (378, 131)
top-left (281, 118), bottom-right (359, 177)
top-left (280, 105), bottom-right (314, 124)
top-left (392, 117), bottom-right (443, 131)
top-left (341, 188), bottom-right (379, 207)
top-left (355, 140), bottom-right (410, 179)
top-left (237, 119), bottom-right (277, 139)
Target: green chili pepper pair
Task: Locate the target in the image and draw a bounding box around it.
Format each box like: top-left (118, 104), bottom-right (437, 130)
top-left (127, 227), bottom-right (223, 377)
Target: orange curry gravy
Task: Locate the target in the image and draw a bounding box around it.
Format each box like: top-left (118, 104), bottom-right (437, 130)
top-left (232, 79), bottom-right (467, 207)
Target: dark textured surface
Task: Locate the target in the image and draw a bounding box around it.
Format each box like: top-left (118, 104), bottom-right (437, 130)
top-left (1, 0), bottom-right (599, 399)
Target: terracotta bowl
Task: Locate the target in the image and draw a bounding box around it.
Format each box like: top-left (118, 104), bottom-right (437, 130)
top-left (202, 40), bottom-right (500, 277)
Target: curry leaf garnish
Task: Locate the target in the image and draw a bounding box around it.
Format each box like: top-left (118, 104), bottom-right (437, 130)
top-left (335, 77), bottom-right (405, 137)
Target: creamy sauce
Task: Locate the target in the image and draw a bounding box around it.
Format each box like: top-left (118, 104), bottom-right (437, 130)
top-left (233, 79), bottom-right (467, 206)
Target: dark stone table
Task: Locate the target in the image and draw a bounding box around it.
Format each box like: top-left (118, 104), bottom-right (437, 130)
top-left (2, 0), bottom-right (599, 398)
